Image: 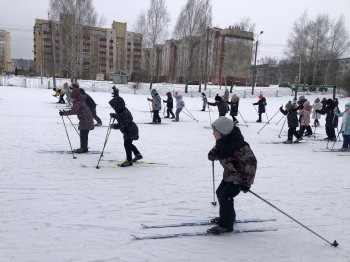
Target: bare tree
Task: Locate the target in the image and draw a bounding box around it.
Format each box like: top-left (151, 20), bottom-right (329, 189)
top-left (49, 0), bottom-right (104, 81)
top-left (173, 0), bottom-right (212, 92)
top-left (134, 0), bottom-right (170, 89)
top-left (323, 15), bottom-right (350, 84)
top-left (231, 17), bottom-right (255, 33)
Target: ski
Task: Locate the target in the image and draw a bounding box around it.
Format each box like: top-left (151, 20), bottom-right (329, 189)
top-left (102, 159), bottom-right (168, 165)
top-left (312, 149), bottom-right (342, 152)
top-left (338, 153), bottom-right (350, 156)
top-left (260, 141), bottom-right (306, 144)
top-left (141, 218), bottom-right (276, 229)
top-left (37, 150), bottom-right (107, 154)
top-left (137, 122), bottom-right (169, 125)
top-left (80, 163), bottom-right (165, 168)
top-left (132, 227), bottom-right (278, 240)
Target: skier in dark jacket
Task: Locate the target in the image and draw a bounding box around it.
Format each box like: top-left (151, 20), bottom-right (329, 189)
top-left (201, 92), bottom-right (208, 111)
top-left (253, 94), bottom-right (267, 122)
top-left (227, 94), bottom-right (240, 124)
top-left (207, 116), bottom-right (257, 234)
top-left (279, 101), bottom-right (302, 144)
top-left (163, 92), bottom-right (175, 119)
top-left (79, 88), bottom-right (102, 126)
top-left (316, 99), bottom-right (339, 141)
top-left (208, 94), bottom-right (228, 117)
top-left (109, 96), bottom-right (142, 167)
top-left (59, 88), bottom-right (94, 153)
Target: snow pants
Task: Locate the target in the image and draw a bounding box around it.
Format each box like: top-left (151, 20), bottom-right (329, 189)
top-left (152, 110), bottom-right (161, 123)
top-left (216, 180), bottom-right (241, 231)
top-left (124, 139), bottom-right (141, 162)
top-left (80, 130), bottom-right (89, 149)
top-left (287, 127), bottom-right (301, 141)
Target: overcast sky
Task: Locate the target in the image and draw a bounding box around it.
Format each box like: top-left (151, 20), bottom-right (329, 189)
top-left (1, 0), bottom-right (349, 60)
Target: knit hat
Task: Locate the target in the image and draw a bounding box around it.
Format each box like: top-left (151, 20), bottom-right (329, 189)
top-left (315, 98), bottom-right (320, 103)
top-left (345, 102), bottom-right (350, 110)
top-left (285, 101), bottom-right (292, 110)
top-left (72, 82), bottom-right (79, 88)
top-left (232, 94), bottom-right (239, 102)
top-left (71, 88), bottom-right (81, 99)
top-left (215, 94), bottom-right (222, 101)
top-left (211, 117), bottom-right (234, 135)
top-left (151, 89), bottom-right (157, 96)
top-left (258, 94), bottom-right (263, 99)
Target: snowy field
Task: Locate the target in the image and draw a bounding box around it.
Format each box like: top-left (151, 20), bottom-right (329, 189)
top-left (1, 85), bottom-right (350, 262)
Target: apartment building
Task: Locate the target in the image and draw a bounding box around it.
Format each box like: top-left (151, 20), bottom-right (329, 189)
top-left (144, 26), bottom-right (254, 85)
top-left (33, 18), bottom-right (142, 80)
top-left (0, 29), bottom-right (12, 73)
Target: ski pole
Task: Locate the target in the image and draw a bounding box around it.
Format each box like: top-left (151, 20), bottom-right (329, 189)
top-left (253, 104), bottom-right (258, 114)
top-left (66, 115), bottom-right (80, 137)
top-left (330, 128), bottom-right (342, 151)
top-left (182, 109), bottom-right (198, 122)
top-left (248, 189), bottom-right (339, 247)
top-left (278, 115), bottom-right (287, 138)
top-left (208, 105), bottom-right (212, 124)
top-left (211, 161), bottom-right (217, 206)
top-left (96, 117), bottom-right (115, 169)
top-left (313, 124), bottom-right (317, 139)
top-left (61, 115), bottom-right (76, 159)
top-left (257, 109), bottom-right (280, 134)
top-left (148, 102), bottom-right (153, 121)
top-left (184, 107), bottom-right (199, 122)
top-left (276, 115), bottom-right (285, 125)
top-left (238, 111), bottom-right (249, 127)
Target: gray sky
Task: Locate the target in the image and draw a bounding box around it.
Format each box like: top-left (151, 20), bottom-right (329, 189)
top-left (1, 0), bottom-right (349, 60)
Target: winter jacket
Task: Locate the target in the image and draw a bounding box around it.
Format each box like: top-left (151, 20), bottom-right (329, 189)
top-left (54, 88), bottom-right (65, 96)
top-left (163, 92), bottom-right (174, 108)
top-left (336, 111), bottom-right (350, 135)
top-left (208, 100), bottom-right (228, 116)
top-left (202, 95), bottom-right (208, 103)
top-left (312, 102), bottom-right (323, 119)
top-left (208, 127), bottom-right (257, 187)
top-left (297, 101), bottom-right (312, 126)
top-left (227, 100), bottom-right (239, 117)
top-left (316, 105), bottom-right (339, 128)
top-left (280, 105), bottom-right (299, 128)
top-left (147, 92), bottom-right (162, 111)
top-left (253, 98), bottom-right (267, 113)
top-left (175, 95), bottom-right (185, 109)
top-left (63, 90), bottom-right (94, 131)
top-left (79, 89), bottom-right (96, 110)
top-left (109, 96), bottom-right (139, 141)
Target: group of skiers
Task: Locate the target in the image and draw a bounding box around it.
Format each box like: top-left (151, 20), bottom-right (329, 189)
top-left (278, 95), bottom-right (350, 148)
top-left (54, 85), bottom-right (350, 235)
top-left (147, 89), bottom-right (185, 123)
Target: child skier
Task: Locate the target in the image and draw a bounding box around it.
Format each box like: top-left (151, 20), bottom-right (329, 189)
top-left (208, 94), bottom-right (228, 117)
top-left (207, 116), bottom-right (257, 234)
top-left (163, 92), bottom-right (175, 119)
top-left (53, 87), bottom-right (65, 104)
top-left (59, 88), bottom-right (94, 153)
top-left (79, 88), bottom-right (102, 126)
top-left (201, 93), bottom-right (208, 111)
top-left (227, 94), bottom-right (240, 124)
top-left (147, 89), bottom-right (162, 123)
top-left (253, 94), bottom-right (267, 122)
top-left (173, 91), bottom-right (185, 122)
top-left (279, 101), bottom-right (302, 144)
top-left (335, 103), bottom-right (350, 151)
top-left (298, 100), bottom-right (313, 137)
top-left (312, 98), bottom-right (322, 127)
top-left (109, 96), bottom-right (142, 167)
top-left (63, 83), bottom-right (72, 107)
top-left (316, 99), bottom-right (339, 141)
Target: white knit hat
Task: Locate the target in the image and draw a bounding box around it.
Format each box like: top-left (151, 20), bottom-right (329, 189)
top-left (212, 116), bottom-right (234, 135)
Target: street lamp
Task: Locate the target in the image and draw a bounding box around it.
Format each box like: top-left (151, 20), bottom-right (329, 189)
top-left (251, 30), bottom-right (263, 95)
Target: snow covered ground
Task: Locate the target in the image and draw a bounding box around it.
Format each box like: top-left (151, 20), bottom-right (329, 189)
top-left (1, 85), bottom-right (350, 262)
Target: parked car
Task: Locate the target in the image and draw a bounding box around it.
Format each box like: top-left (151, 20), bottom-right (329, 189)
top-left (188, 80), bottom-right (200, 85)
top-left (279, 83), bottom-right (292, 87)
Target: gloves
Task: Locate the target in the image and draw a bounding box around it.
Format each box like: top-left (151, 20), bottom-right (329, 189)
top-left (208, 150), bottom-right (217, 161)
top-left (240, 185), bottom-right (250, 193)
top-left (59, 110), bottom-right (65, 116)
top-left (110, 113), bottom-right (117, 119)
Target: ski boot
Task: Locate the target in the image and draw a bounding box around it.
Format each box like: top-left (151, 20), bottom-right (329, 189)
top-left (132, 154), bottom-right (143, 163)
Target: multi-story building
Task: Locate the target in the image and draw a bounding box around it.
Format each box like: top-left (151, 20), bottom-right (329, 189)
top-left (143, 26), bottom-right (254, 85)
top-left (33, 18), bottom-right (142, 80)
top-left (0, 29), bottom-right (12, 73)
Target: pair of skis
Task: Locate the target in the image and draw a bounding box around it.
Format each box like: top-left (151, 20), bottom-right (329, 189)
top-left (132, 218), bottom-right (277, 240)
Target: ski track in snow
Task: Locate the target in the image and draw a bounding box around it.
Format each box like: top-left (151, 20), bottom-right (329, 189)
top-left (1, 85), bottom-right (350, 261)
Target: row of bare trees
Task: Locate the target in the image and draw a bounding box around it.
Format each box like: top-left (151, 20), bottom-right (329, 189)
top-left (286, 11), bottom-right (350, 85)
